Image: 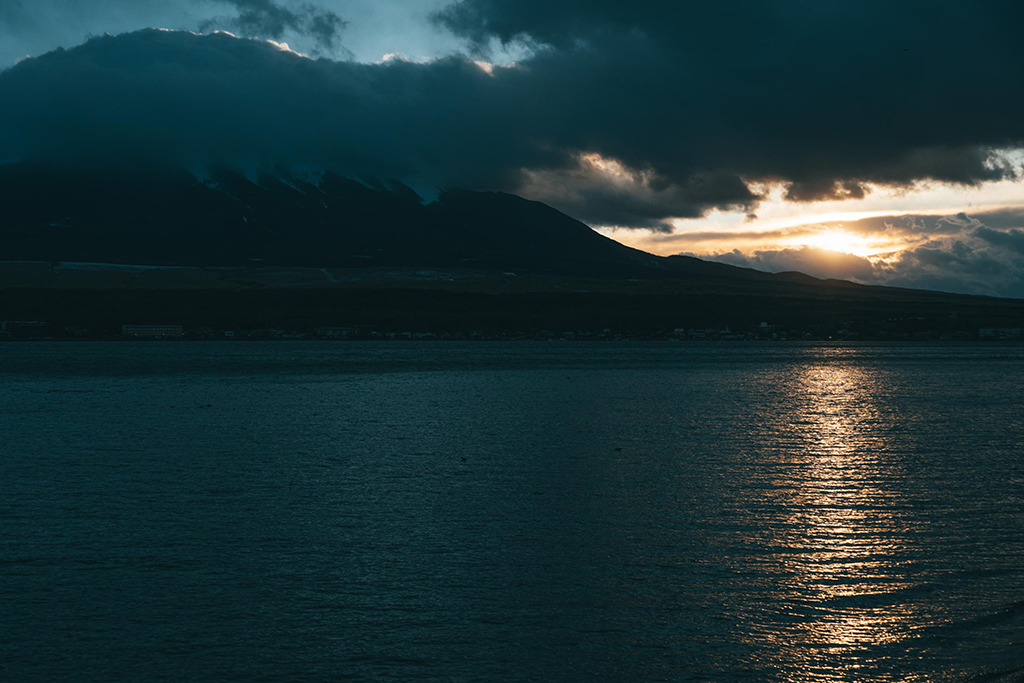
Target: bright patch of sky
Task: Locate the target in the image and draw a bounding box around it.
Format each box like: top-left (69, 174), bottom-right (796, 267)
top-left (0, 0), bottom-right (527, 69)
top-left (598, 172), bottom-right (1024, 258)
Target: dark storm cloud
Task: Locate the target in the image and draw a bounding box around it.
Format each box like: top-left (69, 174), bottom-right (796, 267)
top-left (785, 180), bottom-right (868, 203)
top-left (519, 162), bottom-right (760, 230)
top-left (969, 207), bottom-right (1024, 230)
top-left (434, 0), bottom-right (1024, 217)
top-left (975, 226), bottom-right (1024, 255)
top-left (0, 30), bottom-right (544, 189)
top-left (200, 0), bottom-right (346, 51)
top-left (1, 1), bottom-right (1024, 228)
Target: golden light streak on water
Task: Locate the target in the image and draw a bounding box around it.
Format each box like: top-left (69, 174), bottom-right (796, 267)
top-left (743, 353), bottom-right (932, 680)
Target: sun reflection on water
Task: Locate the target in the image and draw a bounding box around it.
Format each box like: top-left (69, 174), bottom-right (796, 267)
top-left (747, 352), bottom-right (928, 680)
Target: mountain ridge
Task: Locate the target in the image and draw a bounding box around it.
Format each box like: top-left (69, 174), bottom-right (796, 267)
top-left (4, 161), bottom-right (1024, 341)
top-left (0, 161), bottom-right (873, 290)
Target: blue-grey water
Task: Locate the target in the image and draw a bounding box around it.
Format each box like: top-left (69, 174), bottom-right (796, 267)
top-left (2, 342), bottom-right (1023, 682)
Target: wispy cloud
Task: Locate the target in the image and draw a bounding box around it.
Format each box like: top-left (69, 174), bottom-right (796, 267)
top-left (199, 0), bottom-right (346, 52)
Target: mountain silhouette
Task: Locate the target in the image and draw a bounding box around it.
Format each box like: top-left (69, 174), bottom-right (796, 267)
top-left (5, 161), bottom-right (1024, 341)
top-left (0, 162), bottom-right (650, 272)
top-left (0, 161), bottom-right (827, 286)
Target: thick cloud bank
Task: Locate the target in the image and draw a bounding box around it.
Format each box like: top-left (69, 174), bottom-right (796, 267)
top-left (0, 30), bottom-right (528, 189)
top-left (434, 1), bottom-right (1024, 213)
top-left (1, 0), bottom-right (1023, 227)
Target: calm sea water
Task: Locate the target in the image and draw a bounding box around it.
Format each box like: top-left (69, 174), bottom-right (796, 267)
top-left (2, 342), bottom-right (1023, 682)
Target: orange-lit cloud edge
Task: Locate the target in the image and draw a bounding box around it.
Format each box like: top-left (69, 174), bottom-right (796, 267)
top-left (597, 174), bottom-right (1022, 258)
top-left (579, 149), bottom-right (1022, 282)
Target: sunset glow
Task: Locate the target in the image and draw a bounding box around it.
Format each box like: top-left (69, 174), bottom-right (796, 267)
top-left (3, 4), bottom-right (1024, 683)
top-left (798, 229), bottom-right (874, 256)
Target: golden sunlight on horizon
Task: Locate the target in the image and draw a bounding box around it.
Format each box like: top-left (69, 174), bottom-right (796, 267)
top-left (594, 175), bottom-right (1024, 261)
top-left (792, 229), bottom-right (878, 258)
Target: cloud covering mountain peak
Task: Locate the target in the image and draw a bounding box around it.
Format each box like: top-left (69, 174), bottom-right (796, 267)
top-left (1, 1), bottom-right (1023, 228)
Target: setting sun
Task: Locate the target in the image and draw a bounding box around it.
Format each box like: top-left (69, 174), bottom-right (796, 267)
top-left (801, 228), bottom-right (873, 256)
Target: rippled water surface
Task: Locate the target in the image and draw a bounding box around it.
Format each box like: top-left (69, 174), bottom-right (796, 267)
top-left (2, 342), bottom-right (1023, 681)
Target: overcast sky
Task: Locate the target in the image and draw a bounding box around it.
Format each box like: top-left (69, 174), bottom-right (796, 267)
top-left (2, 0), bottom-right (1023, 295)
